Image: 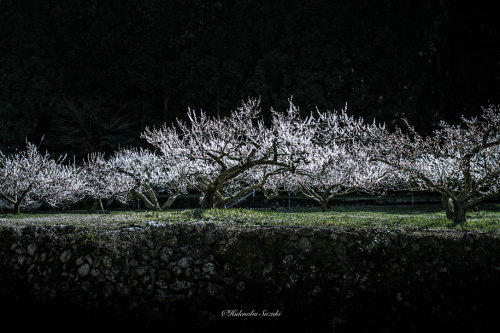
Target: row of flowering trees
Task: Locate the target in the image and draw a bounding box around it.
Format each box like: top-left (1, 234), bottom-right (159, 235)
top-left (1, 98), bottom-right (499, 224)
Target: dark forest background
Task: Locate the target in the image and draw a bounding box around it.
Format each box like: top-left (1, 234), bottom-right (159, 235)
top-left (1, 0), bottom-right (499, 158)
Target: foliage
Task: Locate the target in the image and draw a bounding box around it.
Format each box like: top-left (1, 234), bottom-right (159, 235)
top-left (1, 1), bottom-right (499, 153)
top-left (44, 96), bottom-right (137, 157)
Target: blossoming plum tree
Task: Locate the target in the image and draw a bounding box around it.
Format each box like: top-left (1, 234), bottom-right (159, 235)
top-left (290, 143), bottom-right (392, 211)
top-left (271, 107), bottom-right (393, 211)
top-left (374, 105), bottom-right (500, 224)
top-left (3, 100), bottom-right (496, 220)
top-left (83, 147), bottom-right (190, 211)
top-left (0, 142), bottom-right (85, 214)
top-left (142, 98), bottom-right (316, 208)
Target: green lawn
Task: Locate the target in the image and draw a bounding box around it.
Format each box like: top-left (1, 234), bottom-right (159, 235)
top-left (1, 203), bottom-right (500, 232)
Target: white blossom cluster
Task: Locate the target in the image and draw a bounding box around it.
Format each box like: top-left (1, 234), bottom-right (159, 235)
top-left (0, 142), bottom-right (85, 214)
top-left (372, 105), bottom-right (500, 223)
top-left (0, 100), bottom-right (498, 223)
top-left (83, 147), bottom-right (189, 211)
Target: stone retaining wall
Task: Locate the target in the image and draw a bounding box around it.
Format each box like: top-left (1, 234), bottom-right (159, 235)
top-left (1, 222), bottom-right (499, 332)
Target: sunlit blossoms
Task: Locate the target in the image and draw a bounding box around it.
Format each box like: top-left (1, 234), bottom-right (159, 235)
top-left (0, 142), bottom-right (85, 214)
top-left (0, 100), bottom-right (498, 224)
top-left (373, 105), bottom-right (500, 224)
top-left (142, 98), bottom-right (316, 208)
top-left (289, 143), bottom-right (391, 211)
top-left (82, 147), bottom-right (190, 211)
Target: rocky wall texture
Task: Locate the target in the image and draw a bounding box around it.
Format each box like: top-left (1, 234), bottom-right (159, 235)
top-left (1, 222), bottom-right (500, 332)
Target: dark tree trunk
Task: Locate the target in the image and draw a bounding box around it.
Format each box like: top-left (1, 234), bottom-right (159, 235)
top-left (200, 187), bottom-right (218, 209)
top-left (160, 192), bottom-right (179, 210)
top-left (132, 190), bottom-right (161, 211)
top-left (441, 195), bottom-right (467, 224)
top-left (320, 201), bottom-right (329, 212)
top-left (87, 199), bottom-right (100, 213)
top-left (453, 204), bottom-right (467, 224)
top-left (13, 202), bottom-right (21, 215)
top-left (441, 195), bottom-right (454, 220)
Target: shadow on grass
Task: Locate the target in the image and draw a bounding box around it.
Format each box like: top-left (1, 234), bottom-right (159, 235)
top-left (190, 208), bottom-right (208, 219)
top-left (273, 204), bottom-right (444, 215)
top-left (276, 203), bottom-right (500, 215)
